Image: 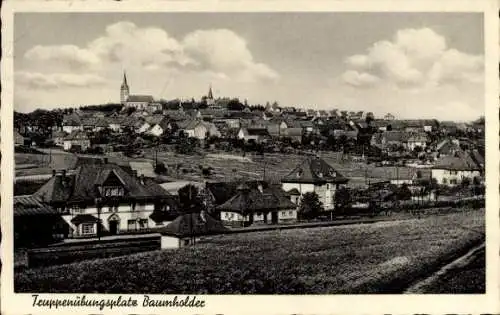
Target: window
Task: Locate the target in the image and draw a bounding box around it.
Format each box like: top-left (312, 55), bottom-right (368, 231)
top-left (103, 186), bottom-right (124, 197)
top-left (138, 219), bottom-right (148, 229)
top-left (81, 223), bottom-right (95, 235)
top-left (289, 211), bottom-right (294, 216)
top-left (127, 220), bottom-right (136, 230)
top-left (281, 211), bottom-right (286, 216)
top-left (450, 179), bottom-right (457, 185)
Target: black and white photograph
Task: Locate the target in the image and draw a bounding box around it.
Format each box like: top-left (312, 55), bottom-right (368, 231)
top-left (2, 0), bottom-right (499, 313)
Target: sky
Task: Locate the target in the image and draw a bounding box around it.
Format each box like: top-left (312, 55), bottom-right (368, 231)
top-left (14, 12), bottom-right (484, 121)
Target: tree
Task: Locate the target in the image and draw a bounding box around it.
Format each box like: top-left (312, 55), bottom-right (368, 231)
top-left (395, 183), bottom-right (412, 201)
top-left (298, 192), bottom-right (323, 220)
top-left (178, 184), bottom-right (204, 213)
top-left (334, 186), bottom-right (351, 210)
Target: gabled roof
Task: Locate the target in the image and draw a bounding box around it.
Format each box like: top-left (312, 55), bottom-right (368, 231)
top-left (127, 95), bottom-right (154, 103)
top-left (14, 195), bottom-right (59, 216)
top-left (281, 156), bottom-right (349, 184)
top-left (161, 212), bottom-right (228, 237)
top-left (64, 130), bottom-right (89, 141)
top-left (34, 163), bottom-right (173, 204)
top-left (433, 151), bottom-right (481, 171)
top-left (217, 185), bottom-right (296, 214)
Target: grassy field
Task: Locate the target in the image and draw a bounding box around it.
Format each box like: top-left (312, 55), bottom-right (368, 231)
top-left (15, 209), bottom-right (484, 294)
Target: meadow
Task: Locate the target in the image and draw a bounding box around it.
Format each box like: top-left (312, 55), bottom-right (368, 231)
top-left (15, 209), bottom-right (484, 294)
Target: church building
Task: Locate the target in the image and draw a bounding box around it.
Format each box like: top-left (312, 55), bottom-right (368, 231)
top-left (120, 71), bottom-right (155, 111)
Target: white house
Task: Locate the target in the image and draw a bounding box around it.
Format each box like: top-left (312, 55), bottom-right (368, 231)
top-left (281, 157), bottom-right (349, 211)
top-left (33, 163), bottom-right (176, 237)
top-left (63, 130), bottom-right (90, 151)
top-left (431, 152), bottom-right (482, 186)
top-left (160, 212), bottom-right (228, 249)
top-left (181, 120), bottom-right (221, 140)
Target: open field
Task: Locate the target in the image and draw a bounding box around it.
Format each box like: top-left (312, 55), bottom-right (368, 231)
top-left (15, 209), bottom-right (484, 294)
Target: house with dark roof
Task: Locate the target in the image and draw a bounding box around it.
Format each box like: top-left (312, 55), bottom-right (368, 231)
top-left (281, 156), bottom-right (349, 211)
top-left (431, 151), bottom-right (482, 186)
top-left (14, 195), bottom-right (69, 247)
top-left (160, 212), bottom-right (228, 249)
top-left (33, 162), bottom-right (177, 238)
top-left (63, 130), bottom-right (90, 152)
top-left (217, 182), bottom-right (298, 226)
top-left (126, 95), bottom-right (154, 110)
top-left (62, 114), bottom-right (84, 134)
top-left (237, 127), bottom-right (271, 143)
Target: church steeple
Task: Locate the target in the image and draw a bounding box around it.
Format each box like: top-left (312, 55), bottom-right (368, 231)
top-left (207, 84), bottom-right (213, 100)
top-left (121, 71), bottom-right (129, 89)
top-left (120, 71), bottom-right (130, 105)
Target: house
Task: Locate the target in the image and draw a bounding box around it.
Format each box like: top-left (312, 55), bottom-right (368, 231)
top-left (281, 156), bottom-right (349, 211)
top-left (180, 120), bottom-right (221, 140)
top-left (436, 139), bottom-right (461, 156)
top-left (384, 113), bottom-right (395, 121)
top-left (14, 195), bottom-right (69, 247)
top-left (63, 131), bottom-right (91, 152)
top-left (406, 133), bottom-right (429, 151)
top-left (62, 114), bottom-right (83, 134)
top-left (431, 151), bottom-right (482, 186)
top-left (33, 162), bottom-right (177, 238)
top-left (148, 117), bottom-right (172, 137)
top-left (382, 167), bottom-right (431, 186)
top-left (15, 131), bottom-right (26, 146)
top-left (217, 182), bottom-right (298, 226)
top-left (126, 95), bottom-right (155, 110)
top-left (237, 127), bottom-right (271, 143)
top-left (159, 212), bottom-right (228, 249)
top-left (282, 128), bottom-right (303, 144)
top-left (371, 131), bottom-right (422, 151)
top-left (51, 131), bottom-right (67, 146)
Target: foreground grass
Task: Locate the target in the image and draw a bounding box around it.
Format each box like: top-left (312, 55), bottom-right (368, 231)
top-left (15, 209), bottom-right (484, 294)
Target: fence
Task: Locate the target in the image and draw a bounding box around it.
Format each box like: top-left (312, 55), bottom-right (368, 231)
top-left (24, 236), bottom-right (160, 269)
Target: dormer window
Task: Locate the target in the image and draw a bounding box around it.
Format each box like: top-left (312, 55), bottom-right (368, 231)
top-left (103, 186), bottom-right (125, 197)
top-left (297, 169), bottom-right (303, 178)
top-left (329, 170), bottom-right (336, 177)
top-left (317, 172), bottom-right (323, 178)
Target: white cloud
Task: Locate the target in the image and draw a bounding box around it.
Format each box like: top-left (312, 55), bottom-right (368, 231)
top-left (24, 45), bottom-right (100, 70)
top-left (16, 71), bottom-right (106, 89)
top-left (341, 70), bottom-right (380, 87)
top-left (342, 28), bottom-right (483, 88)
top-left (21, 22), bottom-right (278, 87)
top-left (182, 29), bottom-right (279, 82)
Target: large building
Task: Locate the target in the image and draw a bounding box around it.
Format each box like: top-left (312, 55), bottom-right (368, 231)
top-left (281, 156), bottom-right (349, 211)
top-left (32, 161), bottom-right (177, 237)
top-left (120, 71), bottom-right (155, 110)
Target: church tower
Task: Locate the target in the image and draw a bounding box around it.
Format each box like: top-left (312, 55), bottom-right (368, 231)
top-left (120, 71), bottom-right (130, 105)
top-left (206, 84), bottom-right (215, 107)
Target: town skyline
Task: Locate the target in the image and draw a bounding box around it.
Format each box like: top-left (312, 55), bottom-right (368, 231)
top-left (15, 12), bottom-right (484, 121)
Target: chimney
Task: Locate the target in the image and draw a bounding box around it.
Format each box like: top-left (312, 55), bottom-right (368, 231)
top-left (140, 174), bottom-right (145, 185)
top-left (61, 170), bottom-right (67, 178)
top-left (132, 170), bottom-right (138, 178)
top-left (52, 170), bottom-right (56, 177)
top-left (103, 157), bottom-right (108, 164)
top-left (257, 183), bottom-right (264, 193)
